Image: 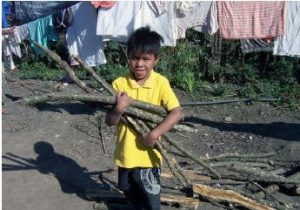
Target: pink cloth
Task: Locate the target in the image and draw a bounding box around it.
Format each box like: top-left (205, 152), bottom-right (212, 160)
top-left (217, 1), bottom-right (285, 40)
top-left (90, 1), bottom-right (116, 9)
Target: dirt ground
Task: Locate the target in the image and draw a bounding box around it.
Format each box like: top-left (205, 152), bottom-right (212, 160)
top-left (2, 72), bottom-right (300, 210)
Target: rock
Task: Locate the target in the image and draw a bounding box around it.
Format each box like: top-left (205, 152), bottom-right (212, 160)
top-left (225, 116), bottom-right (232, 122)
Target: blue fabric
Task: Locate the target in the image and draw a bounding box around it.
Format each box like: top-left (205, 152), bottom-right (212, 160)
top-left (2, 12), bottom-right (9, 28)
top-left (2, 1), bottom-right (11, 28)
top-left (2, 1), bottom-right (12, 15)
top-left (28, 15), bottom-right (58, 55)
top-left (15, 1), bottom-right (79, 24)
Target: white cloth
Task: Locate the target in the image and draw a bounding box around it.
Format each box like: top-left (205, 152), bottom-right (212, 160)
top-left (273, 1), bottom-right (300, 57)
top-left (149, 1), bottom-right (167, 16)
top-left (2, 24), bottom-right (29, 58)
top-left (66, 2), bottom-right (106, 67)
top-left (192, 1), bottom-right (218, 36)
top-left (96, 1), bottom-right (142, 43)
top-left (175, 1), bottom-right (199, 16)
top-left (134, 1), bottom-right (177, 46)
top-left (176, 1), bottom-right (217, 39)
top-left (96, 1), bottom-right (176, 46)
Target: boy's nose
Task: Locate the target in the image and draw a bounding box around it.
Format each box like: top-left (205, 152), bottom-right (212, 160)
top-left (136, 59), bottom-right (143, 66)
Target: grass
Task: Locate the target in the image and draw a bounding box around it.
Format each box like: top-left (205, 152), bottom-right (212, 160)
top-left (16, 31), bottom-right (300, 110)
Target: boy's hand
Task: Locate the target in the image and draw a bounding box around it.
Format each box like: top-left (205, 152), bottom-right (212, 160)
top-left (115, 92), bottom-right (132, 114)
top-left (141, 131), bottom-right (160, 148)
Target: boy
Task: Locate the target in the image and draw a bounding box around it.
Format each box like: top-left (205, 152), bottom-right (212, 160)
top-left (105, 27), bottom-right (182, 210)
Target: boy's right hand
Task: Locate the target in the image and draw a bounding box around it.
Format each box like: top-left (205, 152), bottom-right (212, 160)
top-left (115, 92), bottom-right (132, 114)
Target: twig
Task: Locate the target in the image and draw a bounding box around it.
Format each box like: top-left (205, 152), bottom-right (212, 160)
top-left (250, 182), bottom-right (285, 205)
top-left (210, 161), bottom-right (272, 169)
top-left (95, 112), bottom-right (108, 155)
top-left (180, 98), bottom-right (279, 106)
top-left (229, 165), bottom-right (300, 184)
top-left (204, 152), bottom-right (276, 161)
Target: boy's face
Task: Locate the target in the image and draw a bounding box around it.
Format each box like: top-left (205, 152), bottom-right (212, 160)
top-left (128, 53), bottom-right (159, 84)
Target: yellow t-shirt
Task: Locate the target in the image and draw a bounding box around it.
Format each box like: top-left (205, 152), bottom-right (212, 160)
top-left (112, 70), bottom-right (180, 168)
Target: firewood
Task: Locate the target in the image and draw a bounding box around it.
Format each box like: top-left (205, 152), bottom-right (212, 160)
top-left (74, 55), bottom-right (169, 116)
top-left (22, 93), bottom-right (195, 133)
top-left (253, 184), bottom-right (280, 199)
top-left (192, 183), bottom-right (275, 210)
top-left (161, 169), bottom-right (211, 183)
top-left (86, 189), bottom-right (200, 210)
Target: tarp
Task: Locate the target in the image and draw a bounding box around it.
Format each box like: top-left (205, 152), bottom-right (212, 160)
top-left (14, 1), bottom-right (79, 24)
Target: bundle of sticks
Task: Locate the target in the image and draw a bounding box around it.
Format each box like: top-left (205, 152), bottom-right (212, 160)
top-left (22, 43), bottom-right (299, 210)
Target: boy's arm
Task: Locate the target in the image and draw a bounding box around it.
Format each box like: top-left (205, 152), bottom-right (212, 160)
top-left (142, 106), bottom-right (182, 147)
top-left (105, 92), bottom-right (132, 126)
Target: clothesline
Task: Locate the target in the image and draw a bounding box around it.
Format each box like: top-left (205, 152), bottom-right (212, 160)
top-left (2, 1), bottom-right (299, 69)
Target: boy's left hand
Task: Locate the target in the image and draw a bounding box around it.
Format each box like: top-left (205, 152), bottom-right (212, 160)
top-left (141, 132), bottom-right (160, 148)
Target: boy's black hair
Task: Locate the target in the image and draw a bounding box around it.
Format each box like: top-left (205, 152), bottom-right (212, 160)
top-left (127, 26), bottom-right (164, 58)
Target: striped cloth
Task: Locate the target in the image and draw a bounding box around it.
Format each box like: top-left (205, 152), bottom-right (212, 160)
top-left (217, 1), bottom-right (285, 40)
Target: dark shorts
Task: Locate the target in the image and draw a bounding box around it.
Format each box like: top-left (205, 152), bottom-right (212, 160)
top-left (118, 167), bottom-right (161, 210)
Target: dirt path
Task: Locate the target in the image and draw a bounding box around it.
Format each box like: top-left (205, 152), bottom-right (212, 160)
top-left (2, 75), bottom-right (300, 210)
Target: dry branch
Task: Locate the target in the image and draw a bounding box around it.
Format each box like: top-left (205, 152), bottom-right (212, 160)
top-left (205, 152), bottom-right (276, 161)
top-left (22, 93), bottom-right (196, 133)
top-left (33, 42), bottom-right (93, 93)
top-left (87, 189), bottom-right (200, 210)
top-left (192, 183), bottom-right (275, 210)
top-left (253, 184), bottom-right (279, 199)
top-left (180, 98), bottom-right (279, 106)
top-left (146, 122), bottom-right (220, 179)
top-left (229, 165), bottom-right (300, 184)
top-left (124, 116), bottom-right (188, 188)
top-left (95, 113), bottom-right (108, 155)
top-left (75, 55), bottom-right (169, 116)
top-left (73, 55), bottom-right (116, 95)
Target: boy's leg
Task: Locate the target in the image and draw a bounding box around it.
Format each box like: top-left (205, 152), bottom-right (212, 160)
top-left (118, 167), bottom-right (144, 209)
top-left (131, 168), bottom-right (161, 210)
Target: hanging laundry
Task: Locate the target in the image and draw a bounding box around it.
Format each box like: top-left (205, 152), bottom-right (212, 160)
top-left (148, 1), bottom-right (167, 16)
top-left (2, 24), bottom-right (29, 58)
top-left (193, 1), bottom-right (218, 36)
top-left (240, 39), bottom-right (274, 54)
top-left (2, 24), bottom-right (29, 71)
top-left (175, 1), bottom-right (199, 16)
top-left (273, 1), bottom-right (300, 57)
top-left (66, 2), bottom-right (106, 67)
top-left (217, 1), bottom-right (285, 40)
top-left (176, 1), bottom-right (218, 39)
top-left (96, 1), bottom-right (142, 43)
top-left (96, 1), bottom-right (176, 46)
top-left (134, 1), bottom-right (177, 46)
top-left (90, 1), bottom-right (116, 9)
top-left (28, 15), bottom-right (58, 54)
top-left (14, 1), bottom-right (79, 24)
